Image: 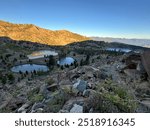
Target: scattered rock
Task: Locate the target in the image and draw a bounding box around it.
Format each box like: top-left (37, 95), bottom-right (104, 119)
top-left (136, 102), bottom-right (150, 113)
top-left (123, 69), bottom-right (142, 80)
top-left (61, 97), bottom-right (85, 112)
top-left (6, 97), bottom-right (26, 111)
top-left (31, 102), bottom-right (45, 112)
top-left (89, 108), bottom-right (93, 113)
top-left (136, 61), bottom-right (145, 72)
top-left (70, 104), bottom-right (83, 113)
top-left (83, 89), bottom-right (91, 97)
top-left (123, 63), bottom-right (137, 70)
top-left (141, 100), bottom-right (150, 108)
top-left (86, 72), bottom-right (93, 78)
top-left (97, 69), bottom-right (110, 79)
top-left (135, 81), bottom-right (150, 98)
top-left (47, 83), bottom-right (58, 92)
top-left (71, 74), bottom-right (80, 80)
top-left (17, 102), bottom-right (31, 113)
top-left (59, 110), bottom-right (69, 113)
top-left (122, 53), bottom-right (141, 64)
top-left (59, 79), bottom-right (72, 85)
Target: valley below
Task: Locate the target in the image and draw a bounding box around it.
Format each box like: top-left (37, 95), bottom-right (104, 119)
top-left (0, 37), bottom-right (150, 113)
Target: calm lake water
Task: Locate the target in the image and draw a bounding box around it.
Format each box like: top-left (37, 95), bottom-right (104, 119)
top-left (106, 48), bottom-right (131, 53)
top-left (27, 50), bottom-right (58, 59)
top-left (57, 57), bottom-right (75, 65)
top-left (11, 64), bottom-right (49, 73)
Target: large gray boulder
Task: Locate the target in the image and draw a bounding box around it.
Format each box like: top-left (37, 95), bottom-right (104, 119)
top-left (73, 79), bottom-right (88, 93)
top-left (70, 104), bottom-right (83, 113)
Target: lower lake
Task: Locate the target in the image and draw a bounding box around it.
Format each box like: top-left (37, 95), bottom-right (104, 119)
top-left (11, 64), bottom-right (49, 73)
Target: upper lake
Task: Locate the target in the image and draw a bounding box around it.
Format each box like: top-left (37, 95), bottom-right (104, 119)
top-left (27, 50), bottom-right (58, 59)
top-left (57, 57), bottom-right (75, 66)
top-left (106, 48), bottom-right (132, 53)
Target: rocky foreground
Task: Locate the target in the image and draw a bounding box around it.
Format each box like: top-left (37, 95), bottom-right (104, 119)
top-left (0, 39), bottom-right (150, 113)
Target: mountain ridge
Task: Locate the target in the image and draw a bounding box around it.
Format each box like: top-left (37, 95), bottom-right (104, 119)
top-left (0, 20), bottom-right (89, 45)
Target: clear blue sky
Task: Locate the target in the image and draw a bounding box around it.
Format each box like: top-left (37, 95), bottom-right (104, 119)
top-left (0, 0), bottom-right (150, 39)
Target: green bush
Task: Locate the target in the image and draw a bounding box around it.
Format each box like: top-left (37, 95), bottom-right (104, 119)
top-left (7, 73), bottom-right (15, 81)
top-left (46, 90), bottom-right (69, 113)
top-left (47, 78), bottom-right (55, 85)
top-left (96, 79), bottom-right (137, 112)
top-left (27, 87), bottom-right (44, 103)
top-left (37, 71), bottom-right (48, 76)
top-left (1, 76), bottom-right (7, 84)
top-left (30, 94), bottom-right (44, 102)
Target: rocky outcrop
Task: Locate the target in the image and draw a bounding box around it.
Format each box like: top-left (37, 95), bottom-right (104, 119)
top-left (141, 51), bottom-right (150, 78)
top-left (70, 104), bottom-right (83, 113)
top-left (121, 52), bottom-right (147, 81)
top-left (73, 79), bottom-right (88, 93)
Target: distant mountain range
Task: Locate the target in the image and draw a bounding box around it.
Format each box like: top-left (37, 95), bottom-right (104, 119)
top-left (1, 20), bottom-right (150, 47)
top-left (91, 37), bottom-right (150, 48)
top-left (0, 20), bottom-right (89, 45)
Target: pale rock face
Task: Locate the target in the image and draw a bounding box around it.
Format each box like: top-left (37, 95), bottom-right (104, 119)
top-left (17, 102), bottom-right (30, 113)
top-left (59, 110), bottom-right (69, 113)
top-left (70, 104), bottom-right (83, 113)
top-left (73, 79), bottom-right (87, 93)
